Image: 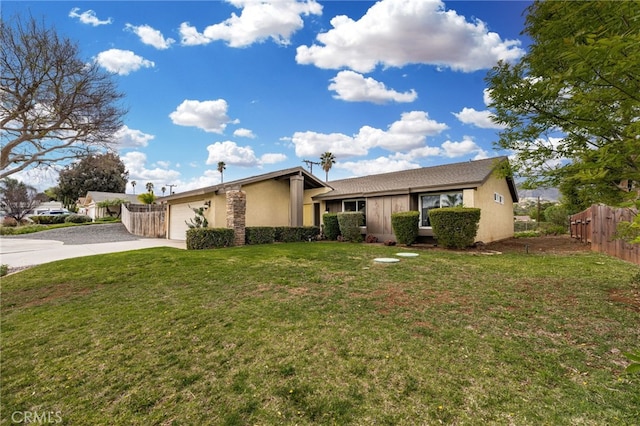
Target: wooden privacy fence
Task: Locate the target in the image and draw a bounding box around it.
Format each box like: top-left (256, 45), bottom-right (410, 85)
top-left (122, 203), bottom-right (166, 238)
top-left (570, 204), bottom-right (639, 265)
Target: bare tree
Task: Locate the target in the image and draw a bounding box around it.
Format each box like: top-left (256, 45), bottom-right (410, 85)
top-left (0, 14), bottom-right (126, 179)
top-left (0, 177), bottom-right (42, 220)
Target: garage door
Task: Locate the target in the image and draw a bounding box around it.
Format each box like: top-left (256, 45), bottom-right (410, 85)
top-left (169, 202), bottom-right (200, 240)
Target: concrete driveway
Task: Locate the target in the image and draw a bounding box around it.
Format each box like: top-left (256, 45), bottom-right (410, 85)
top-left (1, 223), bottom-right (185, 269)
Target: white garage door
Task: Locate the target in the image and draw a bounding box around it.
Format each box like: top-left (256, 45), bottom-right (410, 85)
top-left (169, 202), bottom-right (200, 240)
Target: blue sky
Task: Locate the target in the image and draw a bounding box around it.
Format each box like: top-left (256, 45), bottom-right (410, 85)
top-left (7, 0), bottom-right (531, 194)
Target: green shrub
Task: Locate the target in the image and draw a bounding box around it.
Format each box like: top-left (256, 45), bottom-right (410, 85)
top-left (0, 264), bottom-right (8, 277)
top-left (94, 216), bottom-right (120, 223)
top-left (391, 211), bottom-right (420, 246)
top-left (322, 213), bottom-right (340, 240)
top-left (544, 205), bottom-right (569, 228)
top-left (540, 224), bottom-right (567, 236)
top-left (246, 227), bottom-right (276, 245)
top-left (65, 214), bottom-right (92, 224)
top-left (337, 212), bottom-right (364, 242)
top-left (30, 214), bottom-right (69, 224)
top-left (276, 226), bottom-right (320, 242)
top-left (186, 228), bottom-right (234, 250)
top-left (429, 207), bottom-right (481, 249)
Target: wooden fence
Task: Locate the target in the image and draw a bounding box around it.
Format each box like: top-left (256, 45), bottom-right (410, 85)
top-left (122, 203), bottom-right (166, 238)
top-left (570, 204), bottom-right (639, 265)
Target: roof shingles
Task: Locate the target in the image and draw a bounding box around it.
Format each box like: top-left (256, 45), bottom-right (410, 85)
top-left (315, 157), bottom-right (513, 200)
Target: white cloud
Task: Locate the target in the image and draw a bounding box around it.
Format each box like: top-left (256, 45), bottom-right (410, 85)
top-left (441, 136), bottom-right (488, 159)
top-left (179, 22), bottom-right (210, 46)
top-left (206, 141), bottom-right (260, 167)
top-left (125, 24), bottom-right (175, 49)
top-left (233, 128), bottom-right (256, 138)
top-left (121, 151), bottom-right (182, 192)
top-left (113, 125), bottom-right (155, 149)
top-left (336, 157), bottom-right (421, 177)
top-left (260, 153), bottom-right (287, 164)
top-left (291, 131), bottom-right (367, 158)
top-left (169, 99), bottom-right (233, 133)
top-left (69, 8), bottom-right (112, 26)
top-left (291, 111), bottom-right (447, 158)
top-left (390, 145), bottom-right (442, 161)
top-left (483, 88), bottom-right (493, 106)
top-left (95, 49), bottom-right (154, 75)
top-left (296, 0), bottom-right (523, 73)
top-left (178, 170), bottom-right (222, 192)
top-left (453, 107), bottom-right (505, 129)
top-left (180, 0), bottom-right (322, 47)
top-left (329, 71), bottom-right (417, 104)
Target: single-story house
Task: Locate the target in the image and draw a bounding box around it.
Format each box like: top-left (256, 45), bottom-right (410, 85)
top-left (162, 156), bottom-right (518, 243)
top-left (79, 191), bottom-right (140, 220)
top-left (161, 168), bottom-right (327, 240)
top-left (314, 156), bottom-right (518, 243)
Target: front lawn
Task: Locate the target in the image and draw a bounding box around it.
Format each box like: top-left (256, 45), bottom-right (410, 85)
top-left (1, 243), bottom-right (639, 424)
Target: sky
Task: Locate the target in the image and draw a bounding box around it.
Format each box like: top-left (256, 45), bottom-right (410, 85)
top-left (6, 0), bottom-right (532, 195)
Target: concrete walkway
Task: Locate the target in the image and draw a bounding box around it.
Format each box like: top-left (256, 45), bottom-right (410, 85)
top-left (1, 237), bottom-right (185, 268)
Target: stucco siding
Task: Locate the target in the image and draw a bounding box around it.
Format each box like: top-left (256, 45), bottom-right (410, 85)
top-left (244, 180), bottom-right (291, 226)
top-left (473, 175), bottom-right (515, 242)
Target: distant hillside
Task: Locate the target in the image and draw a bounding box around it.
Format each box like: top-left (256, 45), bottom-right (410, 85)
top-left (516, 187), bottom-right (560, 202)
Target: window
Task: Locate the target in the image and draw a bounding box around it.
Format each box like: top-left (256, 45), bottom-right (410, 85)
top-left (420, 192), bottom-right (462, 227)
top-left (342, 199), bottom-right (366, 225)
top-left (343, 199), bottom-right (366, 212)
top-left (494, 192), bottom-right (504, 204)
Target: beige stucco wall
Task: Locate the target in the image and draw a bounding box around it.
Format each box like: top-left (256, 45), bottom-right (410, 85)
top-left (472, 175), bottom-right (515, 242)
top-left (243, 179), bottom-right (291, 226)
top-left (303, 187), bottom-right (330, 226)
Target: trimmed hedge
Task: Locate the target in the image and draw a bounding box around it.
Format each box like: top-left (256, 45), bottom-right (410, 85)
top-left (391, 211), bottom-right (420, 246)
top-left (429, 207), bottom-right (481, 249)
top-left (246, 227), bottom-right (276, 245)
top-left (337, 211), bottom-right (364, 242)
top-left (29, 215), bottom-right (69, 224)
top-left (322, 213), bottom-right (340, 240)
top-left (276, 226), bottom-right (320, 242)
top-left (65, 214), bottom-right (92, 224)
top-left (186, 228), bottom-right (235, 250)
top-left (246, 226), bottom-right (321, 244)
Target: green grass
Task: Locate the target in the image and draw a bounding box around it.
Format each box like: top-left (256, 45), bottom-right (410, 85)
top-left (0, 218), bottom-right (120, 235)
top-left (1, 242), bottom-right (639, 424)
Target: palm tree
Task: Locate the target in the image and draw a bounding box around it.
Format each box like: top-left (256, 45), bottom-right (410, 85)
top-left (145, 182), bottom-right (154, 194)
top-left (320, 152), bottom-right (335, 182)
top-left (131, 180), bottom-right (137, 194)
top-left (161, 186), bottom-right (166, 196)
top-left (217, 161), bottom-right (226, 183)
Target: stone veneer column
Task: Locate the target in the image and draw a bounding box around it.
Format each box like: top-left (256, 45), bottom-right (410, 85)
top-left (226, 190), bottom-right (246, 246)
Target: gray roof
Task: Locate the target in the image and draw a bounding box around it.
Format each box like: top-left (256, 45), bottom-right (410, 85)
top-left (85, 191), bottom-right (140, 204)
top-left (314, 157), bottom-right (518, 201)
top-left (161, 166), bottom-right (327, 201)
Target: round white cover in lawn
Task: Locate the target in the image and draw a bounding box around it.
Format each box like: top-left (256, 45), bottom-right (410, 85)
top-left (374, 257), bottom-right (400, 263)
top-left (396, 252), bottom-right (419, 257)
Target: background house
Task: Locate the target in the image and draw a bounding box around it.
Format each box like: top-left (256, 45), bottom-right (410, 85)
top-left (314, 157), bottom-right (518, 243)
top-left (162, 157), bottom-right (517, 244)
top-left (79, 191), bottom-right (140, 220)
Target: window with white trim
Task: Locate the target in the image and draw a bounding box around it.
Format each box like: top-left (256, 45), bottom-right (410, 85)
top-left (342, 199), bottom-right (366, 225)
top-left (494, 192), bottom-right (504, 204)
top-left (419, 192), bottom-right (463, 227)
